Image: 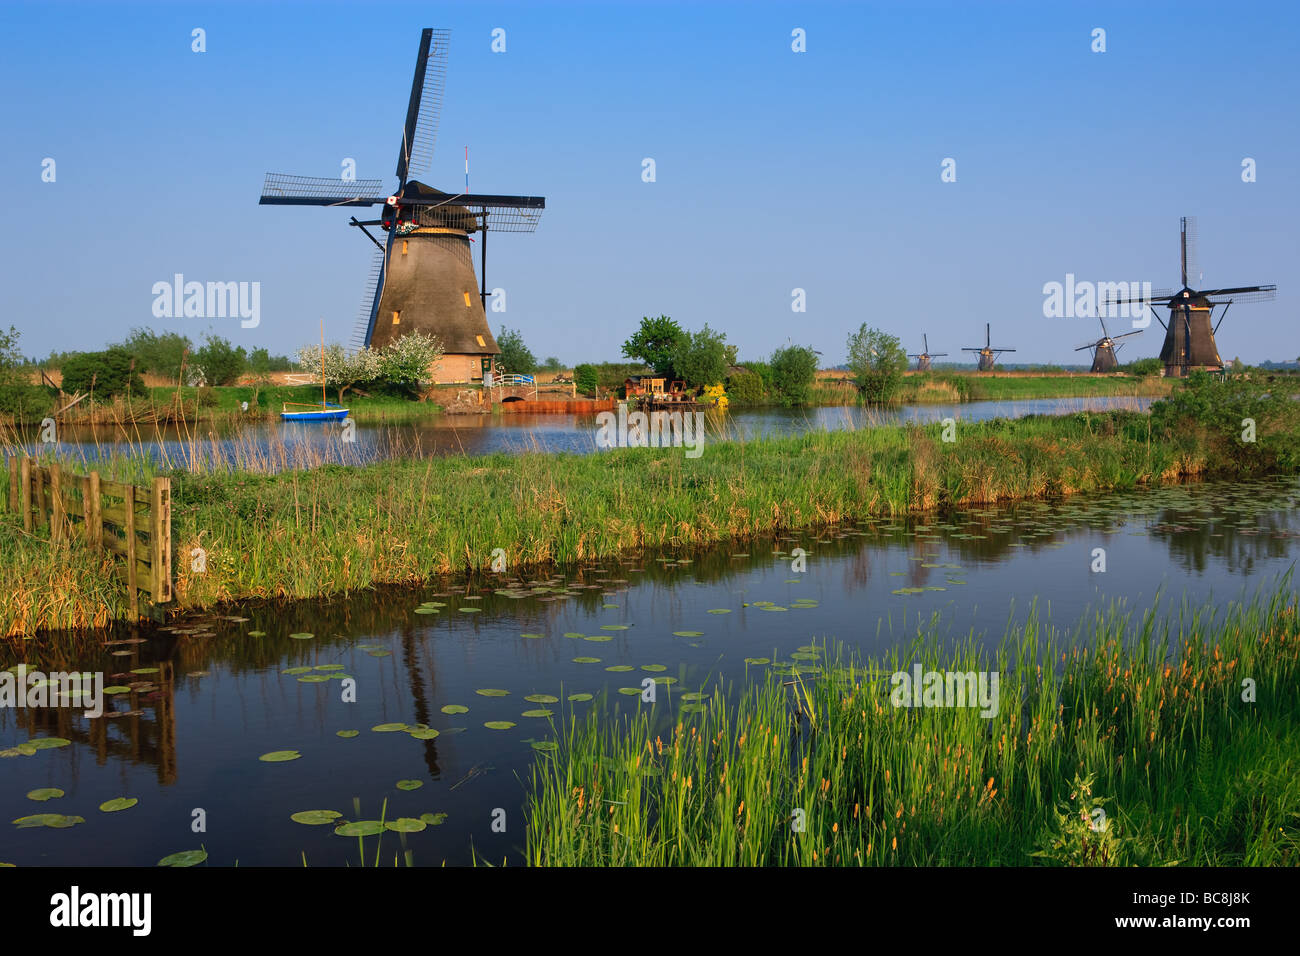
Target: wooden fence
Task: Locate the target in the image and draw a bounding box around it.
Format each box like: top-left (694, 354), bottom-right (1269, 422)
top-left (6, 457), bottom-right (172, 619)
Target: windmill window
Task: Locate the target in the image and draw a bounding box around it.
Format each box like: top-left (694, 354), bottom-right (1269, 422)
top-left (392, 311), bottom-right (401, 325)
top-left (402, 240), bottom-right (409, 256)
top-left (476, 335), bottom-right (486, 348)
top-left (463, 292), bottom-right (472, 307)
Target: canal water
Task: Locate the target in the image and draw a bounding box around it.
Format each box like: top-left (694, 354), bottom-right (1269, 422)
top-left (2, 473), bottom-right (1295, 866)
top-left (8, 396), bottom-right (1154, 470)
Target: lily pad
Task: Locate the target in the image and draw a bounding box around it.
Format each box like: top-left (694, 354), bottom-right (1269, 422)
top-left (572, 657), bottom-right (601, 664)
top-left (531, 741), bottom-right (559, 752)
top-left (563, 632), bottom-right (585, 639)
top-left (475, 689), bottom-right (510, 697)
top-left (103, 686), bottom-right (132, 695)
top-left (258, 750), bottom-right (302, 762)
top-left (605, 665), bottom-right (634, 672)
top-left (640, 664), bottom-right (667, 672)
top-left (706, 609), bottom-right (732, 614)
top-left (130, 667), bottom-right (160, 674)
top-left (26, 788), bottom-right (65, 801)
top-left (484, 721), bottom-right (516, 730)
top-left (314, 664), bottom-right (345, 672)
top-left (420, 812), bottom-right (448, 826)
top-left (371, 723), bottom-right (407, 733)
top-left (521, 709), bottom-right (553, 718)
top-left (336, 730), bottom-right (359, 738)
top-left (673, 631), bottom-right (704, 638)
top-left (334, 820), bottom-right (384, 837)
top-left (248, 630), bottom-right (267, 637)
top-left (158, 849), bottom-right (208, 866)
top-left (407, 728), bottom-right (440, 740)
top-left (290, 810), bottom-right (342, 825)
top-left (440, 704), bottom-right (469, 714)
top-left (584, 635), bottom-right (613, 642)
top-left (298, 674), bottom-right (330, 683)
top-left (28, 738), bottom-right (71, 750)
top-left (524, 694), bottom-right (559, 703)
top-left (413, 608), bottom-right (440, 615)
top-left (520, 633), bottom-right (545, 639)
top-left (98, 797), bottom-right (138, 812)
top-left (289, 632), bottom-right (315, 640)
top-left (13, 813), bottom-right (84, 829)
top-left (600, 624), bottom-right (630, 631)
top-left (385, 817), bottom-right (427, 833)
top-left (368, 650), bottom-right (392, 658)
top-left (282, 666), bottom-right (313, 675)
top-left (395, 779), bottom-right (424, 791)
top-left (567, 693), bottom-right (594, 702)
top-left (618, 687), bottom-right (643, 696)
top-left (744, 658), bottom-right (770, 665)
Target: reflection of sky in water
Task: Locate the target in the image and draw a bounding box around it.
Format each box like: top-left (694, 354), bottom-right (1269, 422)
top-left (1, 474), bottom-right (1292, 866)
top-left (8, 396), bottom-right (1155, 470)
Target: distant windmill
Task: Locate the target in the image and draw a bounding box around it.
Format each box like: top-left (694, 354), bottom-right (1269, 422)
top-left (1102, 217), bottom-right (1276, 377)
top-left (257, 28), bottom-right (545, 385)
top-left (1075, 317), bottom-right (1142, 373)
top-left (962, 323), bottom-right (1016, 371)
top-left (907, 334), bottom-right (947, 371)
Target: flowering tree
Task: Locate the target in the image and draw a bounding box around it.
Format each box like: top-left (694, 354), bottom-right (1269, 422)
top-left (378, 331), bottom-right (444, 396)
top-left (295, 342), bottom-right (381, 402)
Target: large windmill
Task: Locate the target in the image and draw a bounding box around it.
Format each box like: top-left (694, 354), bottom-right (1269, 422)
top-left (1103, 217), bottom-right (1276, 377)
top-left (962, 323), bottom-right (1016, 371)
top-left (258, 28), bottom-right (545, 385)
top-left (907, 334), bottom-right (947, 371)
top-left (1075, 317), bottom-right (1142, 373)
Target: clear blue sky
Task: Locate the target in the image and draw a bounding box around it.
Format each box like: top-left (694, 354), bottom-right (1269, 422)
top-left (2, 0), bottom-right (1296, 366)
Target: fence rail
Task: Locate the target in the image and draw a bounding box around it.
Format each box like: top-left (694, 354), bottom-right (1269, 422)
top-left (5, 457), bottom-right (172, 619)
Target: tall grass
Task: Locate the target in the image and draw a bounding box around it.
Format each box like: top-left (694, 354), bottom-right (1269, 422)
top-left (0, 409), bottom-right (1274, 635)
top-left (525, 587), bottom-right (1300, 865)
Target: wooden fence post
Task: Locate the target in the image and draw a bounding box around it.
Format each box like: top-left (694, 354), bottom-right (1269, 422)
top-left (33, 465), bottom-right (46, 529)
top-left (151, 476), bottom-right (172, 604)
top-left (49, 462), bottom-right (65, 544)
top-left (6, 455), bottom-right (16, 513)
top-left (20, 458), bottom-right (32, 533)
top-left (124, 483), bottom-right (138, 620)
top-left (86, 471), bottom-right (102, 549)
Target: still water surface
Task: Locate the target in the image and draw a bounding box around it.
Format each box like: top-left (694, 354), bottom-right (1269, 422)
top-left (2, 473), bottom-right (1294, 866)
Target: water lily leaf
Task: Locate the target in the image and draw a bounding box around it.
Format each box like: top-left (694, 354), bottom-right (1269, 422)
top-left (640, 664), bottom-right (667, 672)
top-left (28, 738), bottom-right (70, 750)
top-left (600, 624), bottom-right (630, 631)
top-left (458, 607), bottom-right (481, 613)
top-left (290, 810), bottom-right (341, 825)
top-left (298, 674), bottom-right (330, 683)
top-left (563, 632), bottom-right (585, 639)
top-left (158, 849), bottom-right (207, 866)
top-left (605, 665), bottom-right (634, 672)
top-left (336, 730), bottom-right (359, 738)
top-left (521, 709), bottom-right (553, 718)
top-left (584, 635), bottom-right (613, 642)
top-left (385, 817), bottom-right (427, 833)
top-left (673, 631), bottom-right (703, 638)
top-left (315, 664), bottom-right (345, 671)
top-left (680, 704), bottom-right (707, 714)
top-left (744, 658), bottom-right (770, 665)
top-left (531, 740), bottom-right (559, 752)
top-left (395, 779), bottom-right (423, 791)
top-left (572, 657), bottom-right (601, 664)
top-left (371, 723), bottom-right (407, 733)
top-left (14, 813), bottom-right (83, 829)
top-left (103, 686), bottom-right (132, 694)
top-left (282, 666), bottom-right (312, 675)
top-left (289, 632), bottom-right (315, 640)
top-left (484, 721), bottom-right (516, 730)
top-left (99, 797), bottom-right (138, 812)
top-left (420, 812), bottom-right (448, 826)
top-left (407, 728), bottom-right (440, 740)
top-left (475, 689), bottom-right (510, 697)
top-left (26, 788), bottom-right (64, 801)
top-left (706, 609), bottom-right (732, 614)
top-left (567, 693), bottom-right (594, 702)
top-left (334, 820), bottom-right (384, 837)
top-left (520, 633), bottom-right (545, 639)
top-left (248, 630), bottom-right (267, 637)
top-left (413, 608), bottom-right (439, 615)
top-left (524, 694), bottom-right (559, 703)
top-left (618, 687), bottom-right (643, 696)
top-left (368, 650), bottom-right (392, 657)
top-left (258, 750), bottom-right (301, 762)
top-left (129, 667), bottom-right (160, 674)
top-left (440, 704), bottom-right (469, 714)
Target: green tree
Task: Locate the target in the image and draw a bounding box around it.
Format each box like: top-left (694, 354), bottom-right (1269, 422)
top-left (191, 335), bottom-right (247, 386)
top-left (60, 347), bottom-right (147, 401)
top-left (846, 324), bottom-right (908, 403)
top-left (574, 363), bottom-right (599, 397)
top-left (121, 327), bottom-right (192, 380)
top-left (542, 356), bottom-right (564, 372)
top-left (669, 323), bottom-right (728, 388)
top-left (769, 344), bottom-right (819, 405)
top-left (295, 342), bottom-right (382, 403)
top-left (0, 325), bottom-right (24, 388)
top-left (496, 326), bottom-right (537, 375)
top-left (622, 315), bottom-right (685, 376)
top-left (724, 369), bottom-right (765, 405)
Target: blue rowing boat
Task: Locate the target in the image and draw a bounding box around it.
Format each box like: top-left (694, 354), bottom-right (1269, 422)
top-left (281, 402), bottom-right (349, 422)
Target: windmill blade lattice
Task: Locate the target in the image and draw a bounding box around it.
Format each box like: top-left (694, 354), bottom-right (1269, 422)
top-left (260, 173), bottom-right (387, 206)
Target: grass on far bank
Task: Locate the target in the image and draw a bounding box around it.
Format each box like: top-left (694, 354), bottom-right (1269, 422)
top-left (0, 403), bottom-right (1277, 636)
top-left (525, 586), bottom-right (1300, 865)
top-left (801, 373), bottom-right (1174, 407)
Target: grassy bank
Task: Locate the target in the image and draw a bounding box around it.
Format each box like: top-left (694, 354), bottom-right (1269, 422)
top-left (801, 373), bottom-right (1174, 407)
top-left (2, 378), bottom-right (1297, 635)
top-left (525, 588), bottom-right (1300, 865)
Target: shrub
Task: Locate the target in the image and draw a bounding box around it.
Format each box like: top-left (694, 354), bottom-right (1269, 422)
top-left (1127, 357), bottom-right (1162, 377)
top-left (60, 347), bottom-right (146, 401)
top-left (121, 327), bottom-right (193, 380)
top-left (191, 335), bottom-right (247, 386)
top-left (574, 363), bottom-right (599, 397)
top-left (769, 345), bottom-right (819, 405)
top-left (496, 326), bottom-right (537, 375)
top-left (846, 325), bottom-right (908, 404)
top-left (1150, 372), bottom-right (1300, 472)
top-left (669, 324), bottom-right (728, 389)
top-left (725, 369), bottom-right (765, 405)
